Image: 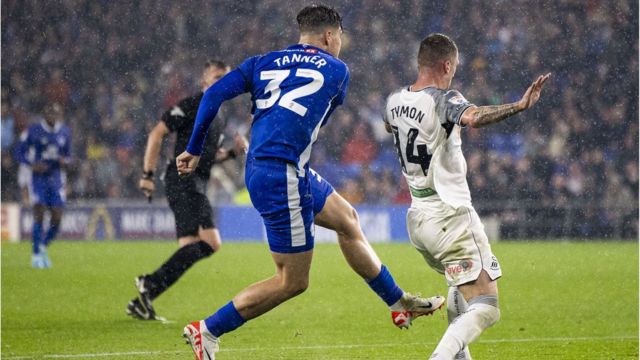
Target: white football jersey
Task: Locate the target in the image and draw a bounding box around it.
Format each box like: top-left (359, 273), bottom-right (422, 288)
top-left (384, 86), bottom-right (475, 210)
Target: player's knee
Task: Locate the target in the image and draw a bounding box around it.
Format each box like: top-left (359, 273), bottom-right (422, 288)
top-left (203, 237), bottom-right (221, 252)
top-left (337, 206), bottom-right (361, 237)
top-left (282, 276), bottom-right (309, 298)
top-left (468, 294), bottom-right (500, 328)
top-left (491, 307), bottom-right (501, 326)
top-left (33, 206), bottom-right (45, 222)
top-left (200, 229), bottom-right (222, 252)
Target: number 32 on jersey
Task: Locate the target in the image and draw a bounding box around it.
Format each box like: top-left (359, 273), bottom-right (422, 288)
top-left (256, 69), bottom-right (324, 117)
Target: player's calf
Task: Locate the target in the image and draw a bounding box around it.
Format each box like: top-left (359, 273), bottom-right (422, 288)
top-left (430, 295), bottom-right (499, 359)
top-left (447, 286), bottom-right (472, 359)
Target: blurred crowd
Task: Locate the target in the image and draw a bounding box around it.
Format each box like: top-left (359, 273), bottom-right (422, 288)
top-left (2, 0), bottom-right (637, 238)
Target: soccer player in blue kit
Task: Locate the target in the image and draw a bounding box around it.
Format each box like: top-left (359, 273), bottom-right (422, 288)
top-left (17, 103), bottom-right (71, 269)
top-left (177, 6), bottom-right (444, 359)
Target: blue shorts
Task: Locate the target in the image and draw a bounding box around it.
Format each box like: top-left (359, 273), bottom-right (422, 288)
top-left (246, 158), bottom-right (334, 254)
top-left (31, 176), bottom-right (65, 207)
top-left (308, 168), bottom-right (334, 216)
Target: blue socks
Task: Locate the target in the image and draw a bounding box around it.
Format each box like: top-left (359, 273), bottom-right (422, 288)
top-left (366, 265), bottom-right (404, 306)
top-left (204, 301), bottom-right (246, 337)
top-left (33, 222), bottom-right (60, 253)
top-left (43, 224), bottom-right (60, 247)
top-left (32, 222), bottom-right (43, 254)
top-left (201, 267), bottom-right (402, 338)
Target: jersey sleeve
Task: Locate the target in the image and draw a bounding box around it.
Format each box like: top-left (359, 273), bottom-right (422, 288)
top-left (15, 129), bottom-right (32, 165)
top-left (236, 56), bottom-right (259, 91)
top-left (161, 98), bottom-right (191, 133)
top-left (443, 89), bottom-right (474, 126)
top-left (186, 68), bottom-right (249, 155)
top-left (320, 67), bottom-right (350, 126)
top-left (333, 66), bottom-right (350, 106)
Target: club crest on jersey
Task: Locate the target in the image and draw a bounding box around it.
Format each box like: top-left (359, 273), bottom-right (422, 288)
top-left (448, 95), bottom-right (467, 105)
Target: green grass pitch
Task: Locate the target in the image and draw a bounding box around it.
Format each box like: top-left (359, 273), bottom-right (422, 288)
top-left (2, 241), bottom-right (638, 359)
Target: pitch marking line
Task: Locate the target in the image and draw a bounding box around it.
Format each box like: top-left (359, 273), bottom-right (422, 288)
top-left (4, 335), bottom-right (637, 359)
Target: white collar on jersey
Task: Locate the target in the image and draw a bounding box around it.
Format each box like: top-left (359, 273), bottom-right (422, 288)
top-left (408, 85), bottom-right (436, 92)
top-left (40, 119), bottom-right (62, 133)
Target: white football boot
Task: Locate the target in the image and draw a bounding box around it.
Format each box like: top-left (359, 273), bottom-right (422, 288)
top-left (183, 320), bottom-right (219, 360)
top-left (39, 245), bottom-right (52, 268)
top-left (392, 292), bottom-right (445, 329)
top-left (31, 254), bottom-right (45, 269)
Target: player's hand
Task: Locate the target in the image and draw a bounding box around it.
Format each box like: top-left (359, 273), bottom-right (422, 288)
top-left (139, 178), bottom-right (155, 200)
top-left (176, 151), bottom-right (200, 177)
top-left (31, 162), bottom-right (49, 174)
top-left (518, 73), bottom-right (551, 110)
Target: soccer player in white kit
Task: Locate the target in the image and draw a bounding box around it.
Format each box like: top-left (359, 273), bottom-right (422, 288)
top-left (384, 33), bottom-right (550, 359)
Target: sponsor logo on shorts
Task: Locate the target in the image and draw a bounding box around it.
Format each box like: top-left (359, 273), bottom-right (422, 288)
top-left (490, 256), bottom-right (500, 270)
top-left (446, 259), bottom-right (473, 275)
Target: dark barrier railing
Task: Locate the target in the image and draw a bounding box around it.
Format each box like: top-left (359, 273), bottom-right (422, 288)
top-left (473, 200), bottom-right (638, 240)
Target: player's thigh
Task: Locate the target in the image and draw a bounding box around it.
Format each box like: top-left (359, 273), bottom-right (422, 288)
top-left (465, 209), bottom-right (502, 282)
top-left (32, 204), bottom-right (46, 222)
top-left (49, 206), bottom-right (64, 225)
top-left (271, 249), bottom-right (313, 287)
top-left (246, 158), bottom-right (314, 254)
top-left (407, 206), bottom-right (502, 287)
top-left (314, 191), bottom-right (358, 234)
top-left (458, 269), bottom-right (499, 301)
top-left (406, 207), bottom-right (447, 274)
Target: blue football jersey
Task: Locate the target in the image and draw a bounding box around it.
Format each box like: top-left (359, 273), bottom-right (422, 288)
top-left (187, 44), bottom-right (349, 170)
top-left (18, 120), bottom-right (71, 187)
top-left (238, 44), bottom-right (349, 168)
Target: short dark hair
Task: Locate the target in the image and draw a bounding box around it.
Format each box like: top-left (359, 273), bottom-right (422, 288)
top-left (204, 59), bottom-right (228, 70)
top-left (418, 33), bottom-right (458, 68)
top-left (296, 5), bottom-right (342, 33)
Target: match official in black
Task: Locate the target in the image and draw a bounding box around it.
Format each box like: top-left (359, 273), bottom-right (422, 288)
top-left (127, 60), bottom-right (247, 320)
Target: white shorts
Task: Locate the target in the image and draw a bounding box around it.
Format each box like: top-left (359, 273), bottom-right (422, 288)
top-left (406, 205), bottom-right (502, 286)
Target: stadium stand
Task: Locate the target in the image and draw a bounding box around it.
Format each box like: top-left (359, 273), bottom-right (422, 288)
top-left (1, 0), bottom-right (637, 239)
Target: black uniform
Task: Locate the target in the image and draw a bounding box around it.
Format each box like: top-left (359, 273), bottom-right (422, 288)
top-left (161, 92), bottom-right (226, 238)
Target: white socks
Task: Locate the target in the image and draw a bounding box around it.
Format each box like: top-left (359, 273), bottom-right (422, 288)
top-left (447, 287), bottom-right (472, 360)
top-left (430, 294), bottom-right (500, 360)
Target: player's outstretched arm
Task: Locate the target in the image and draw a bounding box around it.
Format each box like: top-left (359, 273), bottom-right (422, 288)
top-left (460, 73), bottom-right (551, 128)
top-left (180, 69), bottom-right (248, 176)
